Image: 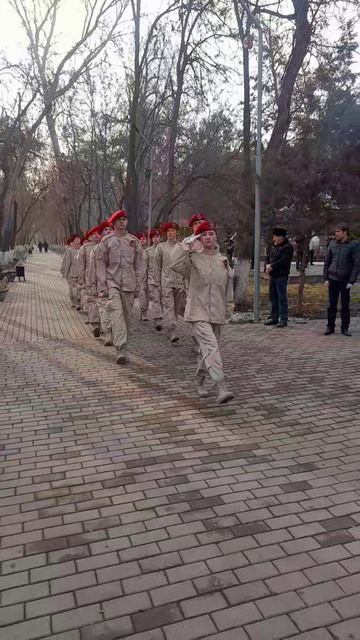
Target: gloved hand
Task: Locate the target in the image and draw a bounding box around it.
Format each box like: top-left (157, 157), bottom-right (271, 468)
top-left (346, 283), bottom-right (352, 290)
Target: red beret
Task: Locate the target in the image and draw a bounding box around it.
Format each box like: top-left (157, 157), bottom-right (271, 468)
top-left (107, 210), bottom-right (127, 225)
top-left (188, 213), bottom-right (206, 227)
top-left (150, 228), bottom-right (161, 239)
top-left (196, 221), bottom-right (216, 235)
top-left (67, 234), bottom-right (83, 245)
top-left (85, 225), bottom-right (102, 240)
top-left (163, 222), bottom-right (180, 233)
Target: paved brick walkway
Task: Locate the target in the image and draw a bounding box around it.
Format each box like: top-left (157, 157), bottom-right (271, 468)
top-left (1, 252), bottom-right (360, 640)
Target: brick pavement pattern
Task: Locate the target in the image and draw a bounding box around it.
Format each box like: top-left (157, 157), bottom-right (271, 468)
top-left (0, 252), bottom-right (360, 640)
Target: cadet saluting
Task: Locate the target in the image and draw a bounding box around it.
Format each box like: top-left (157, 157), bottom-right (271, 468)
top-left (171, 221), bottom-right (234, 405)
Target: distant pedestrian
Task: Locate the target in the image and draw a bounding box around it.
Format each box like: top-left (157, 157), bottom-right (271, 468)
top-left (309, 234), bottom-right (320, 265)
top-left (224, 231), bottom-right (236, 266)
top-left (323, 224), bottom-right (360, 337)
top-left (43, 241), bottom-right (49, 253)
top-left (38, 241), bottom-right (43, 253)
top-left (264, 227), bottom-right (294, 328)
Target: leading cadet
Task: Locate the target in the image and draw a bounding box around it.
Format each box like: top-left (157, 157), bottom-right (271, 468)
top-left (171, 221), bottom-right (234, 405)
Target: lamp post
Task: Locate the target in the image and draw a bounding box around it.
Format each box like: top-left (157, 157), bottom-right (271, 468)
top-left (237, 0), bottom-right (263, 322)
top-left (133, 125), bottom-right (153, 244)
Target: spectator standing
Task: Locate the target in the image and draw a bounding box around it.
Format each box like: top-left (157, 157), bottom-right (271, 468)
top-left (224, 232), bottom-right (236, 266)
top-left (323, 224), bottom-right (360, 337)
top-left (43, 241), bottom-right (49, 253)
top-left (295, 232), bottom-right (305, 270)
top-left (264, 227), bottom-right (294, 328)
top-left (309, 234), bottom-right (320, 265)
top-left (38, 241), bottom-right (43, 253)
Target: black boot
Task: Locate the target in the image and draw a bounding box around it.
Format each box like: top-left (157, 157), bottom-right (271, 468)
top-left (341, 328), bottom-right (352, 337)
top-left (276, 321), bottom-right (288, 328)
top-left (324, 327), bottom-right (335, 335)
top-left (264, 318), bottom-right (278, 326)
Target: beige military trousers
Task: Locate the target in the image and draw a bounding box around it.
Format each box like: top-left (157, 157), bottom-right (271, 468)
top-left (192, 321), bottom-right (224, 383)
top-left (86, 291), bottom-right (100, 327)
top-left (80, 288), bottom-right (88, 313)
top-left (138, 284), bottom-right (149, 319)
top-left (68, 279), bottom-right (80, 307)
top-left (148, 284), bottom-right (162, 323)
top-left (106, 288), bottom-right (134, 350)
top-left (96, 297), bottom-right (112, 334)
top-left (161, 287), bottom-right (184, 333)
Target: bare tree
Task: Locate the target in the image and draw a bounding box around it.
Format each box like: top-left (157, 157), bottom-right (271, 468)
top-left (9, 0), bottom-right (129, 232)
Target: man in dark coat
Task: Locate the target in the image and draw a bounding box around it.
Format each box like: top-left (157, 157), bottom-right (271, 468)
top-left (264, 227), bottom-right (294, 328)
top-left (324, 223), bottom-right (360, 337)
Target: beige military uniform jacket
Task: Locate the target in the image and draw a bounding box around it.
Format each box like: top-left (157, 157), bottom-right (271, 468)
top-left (154, 241), bottom-right (185, 290)
top-left (61, 247), bottom-right (80, 281)
top-left (144, 245), bottom-right (158, 286)
top-left (171, 245), bottom-right (232, 324)
top-left (95, 232), bottom-right (145, 295)
top-left (77, 242), bottom-right (96, 288)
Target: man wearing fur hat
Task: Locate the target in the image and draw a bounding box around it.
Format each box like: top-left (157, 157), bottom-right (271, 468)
top-left (96, 210), bottom-right (145, 364)
top-left (144, 228), bottom-right (163, 330)
top-left (78, 225), bottom-right (102, 337)
top-left (264, 227), bottom-right (294, 328)
top-left (154, 222), bottom-right (185, 343)
top-left (171, 221), bottom-right (234, 404)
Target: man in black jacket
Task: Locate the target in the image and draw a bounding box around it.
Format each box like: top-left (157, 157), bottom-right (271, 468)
top-left (324, 224), bottom-right (360, 337)
top-left (264, 227), bottom-right (294, 328)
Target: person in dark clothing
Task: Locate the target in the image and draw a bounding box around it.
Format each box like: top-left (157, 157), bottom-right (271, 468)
top-left (38, 241), bottom-right (43, 253)
top-left (43, 241), bottom-right (49, 253)
top-left (323, 224), bottom-right (360, 337)
top-left (295, 233), bottom-right (305, 270)
top-left (224, 232), bottom-right (236, 266)
top-left (264, 227), bottom-right (294, 328)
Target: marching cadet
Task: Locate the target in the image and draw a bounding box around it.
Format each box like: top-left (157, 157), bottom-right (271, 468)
top-left (171, 221), bottom-right (234, 405)
top-left (95, 210), bottom-right (144, 364)
top-left (144, 228), bottom-right (162, 330)
top-left (60, 234), bottom-right (82, 309)
top-left (88, 220), bottom-right (114, 345)
top-left (78, 225), bottom-right (102, 337)
top-left (137, 232), bottom-right (149, 321)
top-left (154, 222), bottom-right (186, 343)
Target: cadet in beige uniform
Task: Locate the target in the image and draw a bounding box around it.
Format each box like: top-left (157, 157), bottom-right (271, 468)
top-left (88, 221), bottom-right (114, 345)
top-left (144, 228), bottom-right (162, 330)
top-left (154, 222), bottom-right (185, 343)
top-left (171, 221), bottom-right (234, 404)
top-left (78, 225), bottom-right (102, 337)
top-left (96, 210), bottom-right (145, 364)
top-left (137, 232), bottom-right (149, 321)
top-left (60, 234), bottom-right (82, 309)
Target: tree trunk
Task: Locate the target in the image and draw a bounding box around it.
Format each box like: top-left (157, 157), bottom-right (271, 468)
top-left (233, 258), bottom-right (252, 311)
top-left (124, 0), bottom-right (141, 231)
top-left (267, 0), bottom-right (311, 154)
top-left (296, 234), bottom-right (309, 315)
top-left (232, 5), bottom-right (254, 310)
